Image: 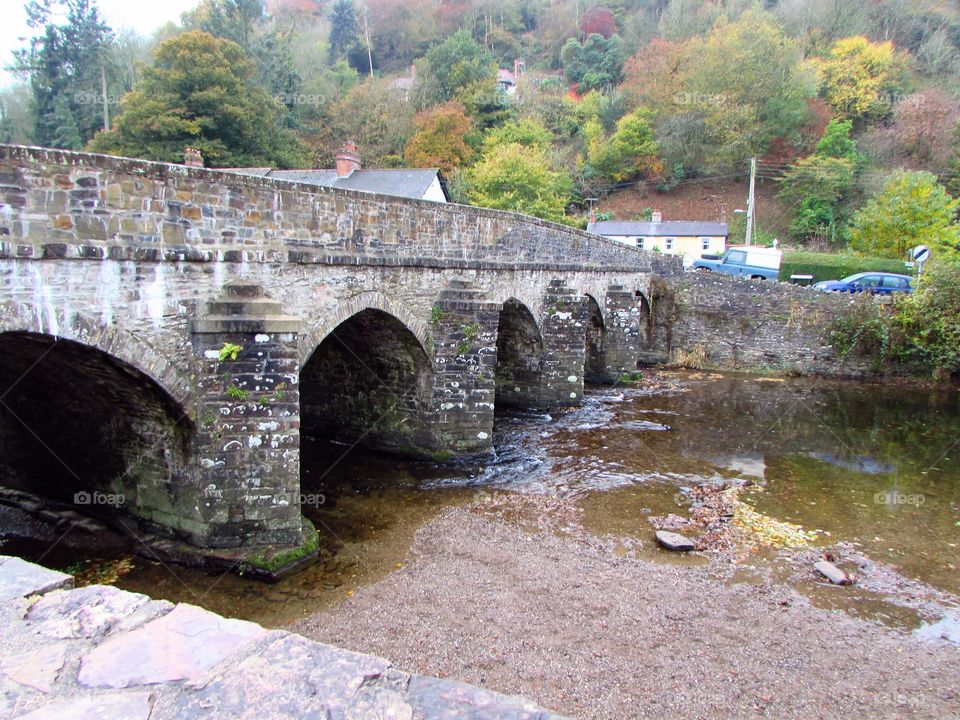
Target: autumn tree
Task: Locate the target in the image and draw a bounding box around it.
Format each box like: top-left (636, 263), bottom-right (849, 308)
top-left (579, 7), bottom-right (616, 39)
top-left (310, 78), bottom-right (414, 167)
top-left (813, 36), bottom-right (911, 126)
top-left (87, 31), bottom-right (307, 168)
top-left (403, 102), bottom-right (473, 173)
top-left (588, 109), bottom-right (662, 184)
top-left (865, 90), bottom-right (960, 176)
top-left (466, 143), bottom-right (573, 224)
top-left (850, 171), bottom-right (960, 259)
top-left (683, 11), bottom-right (816, 171)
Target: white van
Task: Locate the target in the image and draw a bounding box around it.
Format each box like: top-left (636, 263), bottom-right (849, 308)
top-left (691, 246), bottom-right (782, 280)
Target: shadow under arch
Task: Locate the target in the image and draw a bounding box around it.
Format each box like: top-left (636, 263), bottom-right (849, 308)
top-left (494, 298), bottom-right (545, 409)
top-left (0, 303), bottom-right (195, 418)
top-left (583, 294), bottom-right (607, 384)
top-left (299, 307), bottom-right (435, 457)
top-left (299, 292), bottom-right (432, 369)
top-left (0, 330), bottom-right (195, 534)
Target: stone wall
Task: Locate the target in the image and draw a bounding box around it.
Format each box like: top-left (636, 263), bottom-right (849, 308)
top-left (0, 144), bottom-right (679, 275)
top-left (671, 272), bottom-right (876, 377)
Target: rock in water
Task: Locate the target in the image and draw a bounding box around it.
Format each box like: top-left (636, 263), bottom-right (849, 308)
top-left (814, 560), bottom-right (852, 585)
top-left (655, 530), bottom-right (696, 551)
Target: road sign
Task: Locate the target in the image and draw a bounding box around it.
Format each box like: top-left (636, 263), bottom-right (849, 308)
top-left (912, 245), bottom-right (930, 264)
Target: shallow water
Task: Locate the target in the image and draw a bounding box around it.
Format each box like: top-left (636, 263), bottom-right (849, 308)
top-left (2, 372), bottom-right (958, 631)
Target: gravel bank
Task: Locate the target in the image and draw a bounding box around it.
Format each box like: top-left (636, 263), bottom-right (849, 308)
top-left (294, 499), bottom-right (960, 720)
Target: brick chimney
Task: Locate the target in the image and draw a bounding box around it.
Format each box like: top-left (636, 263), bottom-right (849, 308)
top-left (184, 147), bottom-right (203, 168)
top-left (335, 141), bottom-right (361, 178)
top-left (651, 209), bottom-right (662, 223)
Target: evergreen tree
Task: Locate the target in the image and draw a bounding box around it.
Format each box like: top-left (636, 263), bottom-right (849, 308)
top-left (328, 0), bottom-right (359, 63)
top-left (16, 0), bottom-right (115, 148)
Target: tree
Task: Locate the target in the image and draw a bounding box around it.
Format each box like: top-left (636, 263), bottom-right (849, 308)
top-left (87, 31), bottom-right (307, 168)
top-left (683, 11), bottom-right (816, 171)
top-left (815, 118), bottom-right (862, 164)
top-left (579, 7), bottom-right (616, 39)
top-left (589, 109), bottom-right (662, 183)
top-left (15, 0), bottom-right (115, 148)
top-left (328, 0), bottom-right (359, 63)
top-left (403, 102), bottom-right (473, 173)
top-left (780, 119), bottom-right (861, 245)
top-left (483, 118), bottom-right (553, 150)
top-left (865, 90), bottom-right (960, 176)
top-left (560, 33), bottom-right (626, 92)
top-left (813, 36), bottom-right (910, 126)
top-left (850, 171), bottom-right (960, 259)
top-left (420, 30), bottom-right (495, 104)
top-left (466, 143), bottom-right (573, 224)
top-left (183, 0), bottom-right (266, 50)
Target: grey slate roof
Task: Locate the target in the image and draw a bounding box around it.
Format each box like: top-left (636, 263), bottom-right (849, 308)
top-left (221, 167), bottom-right (446, 201)
top-left (587, 220), bottom-right (728, 237)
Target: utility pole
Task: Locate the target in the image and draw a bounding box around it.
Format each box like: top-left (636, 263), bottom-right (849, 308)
top-left (745, 157), bottom-right (756, 246)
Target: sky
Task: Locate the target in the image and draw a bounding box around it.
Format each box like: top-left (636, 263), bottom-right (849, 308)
top-left (0, 0), bottom-right (200, 88)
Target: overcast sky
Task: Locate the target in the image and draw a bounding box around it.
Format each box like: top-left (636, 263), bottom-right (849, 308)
top-left (0, 0), bottom-right (200, 88)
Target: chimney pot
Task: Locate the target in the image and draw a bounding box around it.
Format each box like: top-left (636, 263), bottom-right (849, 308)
top-left (335, 141), bottom-right (361, 178)
top-left (184, 147), bottom-right (203, 168)
top-left (651, 209), bottom-right (663, 223)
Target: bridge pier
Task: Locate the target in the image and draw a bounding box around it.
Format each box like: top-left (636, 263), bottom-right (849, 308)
top-left (603, 285), bottom-right (644, 380)
top-left (191, 284), bottom-right (304, 549)
top-left (423, 280), bottom-right (501, 458)
top-left (538, 280), bottom-right (588, 407)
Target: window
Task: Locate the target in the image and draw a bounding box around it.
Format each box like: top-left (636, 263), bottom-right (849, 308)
top-left (859, 275), bottom-right (880, 288)
top-left (637, 237), bottom-right (645, 249)
top-left (727, 250), bottom-right (747, 264)
top-left (701, 238), bottom-right (711, 251)
top-left (882, 276), bottom-right (906, 289)
top-left (665, 238), bottom-right (674, 250)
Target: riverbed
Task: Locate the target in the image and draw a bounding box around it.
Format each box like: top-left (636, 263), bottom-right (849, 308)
top-left (2, 371), bottom-right (959, 717)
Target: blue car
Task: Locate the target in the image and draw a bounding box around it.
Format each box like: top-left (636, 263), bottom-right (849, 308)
top-left (813, 272), bottom-right (913, 295)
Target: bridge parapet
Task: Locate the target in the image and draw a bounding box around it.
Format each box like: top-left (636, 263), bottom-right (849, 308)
top-left (0, 145), bottom-right (680, 276)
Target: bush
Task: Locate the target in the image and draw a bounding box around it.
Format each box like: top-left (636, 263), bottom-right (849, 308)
top-left (780, 252), bottom-right (911, 282)
top-left (892, 262), bottom-right (960, 376)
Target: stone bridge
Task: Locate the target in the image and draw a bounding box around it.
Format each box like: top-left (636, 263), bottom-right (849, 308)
top-left (0, 144), bottom-right (679, 564)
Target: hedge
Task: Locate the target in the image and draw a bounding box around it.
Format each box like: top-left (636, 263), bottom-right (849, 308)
top-left (779, 252), bottom-right (913, 282)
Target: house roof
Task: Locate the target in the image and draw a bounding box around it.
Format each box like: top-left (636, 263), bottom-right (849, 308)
top-left (221, 167), bottom-right (447, 202)
top-left (587, 220), bottom-right (728, 237)
top-left (497, 68), bottom-right (516, 84)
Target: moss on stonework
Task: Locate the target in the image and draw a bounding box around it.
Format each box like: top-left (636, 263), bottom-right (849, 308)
top-left (242, 517), bottom-right (319, 574)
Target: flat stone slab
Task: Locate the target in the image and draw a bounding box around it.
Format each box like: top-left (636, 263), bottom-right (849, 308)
top-left (814, 560), bottom-right (852, 585)
top-left (78, 603), bottom-right (268, 688)
top-left (160, 633), bottom-right (397, 719)
top-left (655, 530), bottom-right (696, 552)
top-left (12, 692), bottom-right (154, 720)
top-left (28, 585), bottom-right (170, 640)
top-left (0, 643), bottom-right (67, 693)
top-left (0, 556), bottom-right (73, 602)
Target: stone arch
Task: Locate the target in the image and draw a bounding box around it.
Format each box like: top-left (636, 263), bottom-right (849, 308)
top-left (299, 306), bottom-right (435, 458)
top-left (583, 294), bottom-right (607, 384)
top-left (494, 297), bottom-right (545, 409)
top-left (0, 303), bottom-right (194, 418)
top-left (0, 330), bottom-right (195, 535)
top-left (299, 291), bottom-right (432, 368)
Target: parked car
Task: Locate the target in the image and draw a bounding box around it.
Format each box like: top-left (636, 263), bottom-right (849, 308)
top-left (813, 272), bottom-right (913, 295)
top-left (691, 246), bottom-right (782, 280)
